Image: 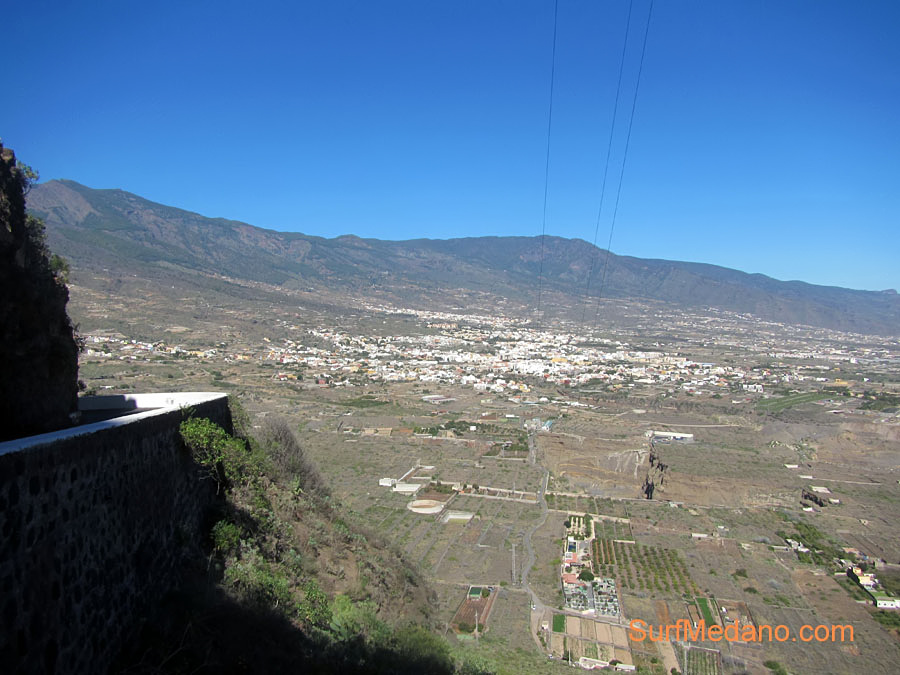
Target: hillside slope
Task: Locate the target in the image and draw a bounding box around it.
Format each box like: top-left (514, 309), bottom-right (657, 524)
top-left (28, 179), bottom-right (899, 335)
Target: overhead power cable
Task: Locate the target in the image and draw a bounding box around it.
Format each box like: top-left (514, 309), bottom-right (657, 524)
top-left (581, 0), bottom-right (636, 323)
top-left (594, 0), bottom-right (654, 321)
top-left (535, 0), bottom-right (560, 326)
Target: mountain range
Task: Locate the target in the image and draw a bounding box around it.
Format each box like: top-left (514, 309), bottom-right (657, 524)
top-left (28, 179), bottom-right (899, 335)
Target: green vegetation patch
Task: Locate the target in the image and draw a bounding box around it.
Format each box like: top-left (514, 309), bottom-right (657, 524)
top-left (860, 390), bottom-right (900, 411)
top-left (341, 395), bottom-right (389, 408)
top-left (776, 517), bottom-right (844, 566)
top-left (877, 568), bottom-right (900, 596)
top-left (552, 613), bottom-right (566, 633)
top-left (696, 597), bottom-right (715, 626)
top-left (756, 391), bottom-right (830, 412)
top-left (762, 594), bottom-right (794, 607)
top-left (836, 576), bottom-right (870, 601)
top-left (872, 610), bottom-right (900, 629)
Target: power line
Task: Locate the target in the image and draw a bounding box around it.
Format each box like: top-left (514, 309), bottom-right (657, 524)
top-left (594, 0), bottom-right (654, 321)
top-left (581, 0), bottom-right (636, 323)
top-left (535, 0), bottom-right (560, 326)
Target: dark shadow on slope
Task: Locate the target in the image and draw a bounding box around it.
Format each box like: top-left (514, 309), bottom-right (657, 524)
top-left (112, 580), bottom-right (455, 675)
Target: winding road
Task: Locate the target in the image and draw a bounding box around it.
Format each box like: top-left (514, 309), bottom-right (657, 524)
top-left (521, 432), bottom-right (551, 647)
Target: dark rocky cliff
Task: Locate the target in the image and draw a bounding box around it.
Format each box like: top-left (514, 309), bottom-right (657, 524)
top-left (0, 145), bottom-right (79, 441)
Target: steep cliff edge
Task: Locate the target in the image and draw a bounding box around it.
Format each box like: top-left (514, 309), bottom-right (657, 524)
top-left (641, 445), bottom-right (668, 500)
top-left (0, 145), bottom-right (79, 440)
top-left (110, 410), bottom-right (461, 674)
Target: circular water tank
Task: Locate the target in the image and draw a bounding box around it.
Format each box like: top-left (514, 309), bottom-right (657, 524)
top-left (407, 499), bottom-right (444, 514)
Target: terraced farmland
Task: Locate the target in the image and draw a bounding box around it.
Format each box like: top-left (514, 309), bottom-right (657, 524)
top-left (592, 539), bottom-right (699, 595)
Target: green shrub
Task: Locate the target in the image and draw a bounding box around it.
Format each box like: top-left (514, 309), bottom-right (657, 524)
top-left (334, 519), bottom-right (351, 540)
top-left (329, 594), bottom-right (388, 643)
top-left (180, 417), bottom-right (264, 489)
top-left (211, 519), bottom-right (241, 554)
top-left (872, 611), bottom-right (900, 629)
top-left (225, 552), bottom-right (292, 609)
top-left (391, 624), bottom-right (453, 672)
top-left (298, 579), bottom-right (331, 628)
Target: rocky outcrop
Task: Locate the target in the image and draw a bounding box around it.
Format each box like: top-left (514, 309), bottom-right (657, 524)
top-left (801, 488), bottom-right (828, 507)
top-left (641, 445), bottom-right (668, 499)
top-left (0, 144), bottom-right (79, 441)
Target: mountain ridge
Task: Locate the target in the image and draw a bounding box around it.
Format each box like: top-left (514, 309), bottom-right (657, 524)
top-left (28, 179), bottom-right (900, 335)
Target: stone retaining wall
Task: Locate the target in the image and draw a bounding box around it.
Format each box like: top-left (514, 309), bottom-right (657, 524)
top-left (0, 393), bottom-right (230, 673)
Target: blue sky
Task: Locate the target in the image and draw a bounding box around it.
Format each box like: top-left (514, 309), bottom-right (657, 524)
top-left (4, 1), bottom-right (898, 291)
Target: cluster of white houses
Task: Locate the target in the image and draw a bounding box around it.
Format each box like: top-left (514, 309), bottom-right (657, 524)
top-left (559, 516), bottom-right (621, 618)
top-left (846, 563), bottom-right (900, 609)
top-left (81, 303), bottom-right (894, 405)
top-left (261, 319), bottom-right (819, 396)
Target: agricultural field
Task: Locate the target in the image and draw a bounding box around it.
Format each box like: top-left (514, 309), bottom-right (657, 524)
top-left (276, 374), bottom-right (900, 674)
top-left (452, 586), bottom-right (497, 634)
top-left (677, 645), bottom-right (722, 675)
top-left (552, 614), bottom-right (566, 633)
top-left (695, 597), bottom-right (718, 626)
top-left (755, 391), bottom-right (833, 412)
top-left (592, 518), bottom-right (633, 541)
top-left (544, 612), bottom-right (633, 667)
top-left (592, 539), bottom-right (699, 596)
top-left (544, 493), bottom-right (629, 516)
